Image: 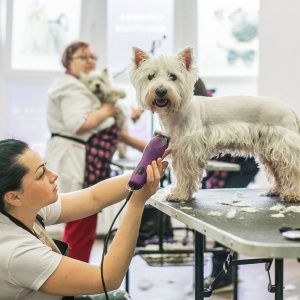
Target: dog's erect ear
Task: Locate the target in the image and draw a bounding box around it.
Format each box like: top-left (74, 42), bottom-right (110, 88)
top-left (177, 47), bottom-right (194, 70)
top-left (132, 47), bottom-right (150, 67)
top-left (102, 68), bottom-right (109, 78)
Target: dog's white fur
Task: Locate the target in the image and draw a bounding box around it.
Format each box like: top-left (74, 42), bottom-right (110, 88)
top-left (80, 69), bottom-right (129, 158)
top-left (130, 47), bottom-right (300, 202)
top-left (80, 69), bottom-right (126, 104)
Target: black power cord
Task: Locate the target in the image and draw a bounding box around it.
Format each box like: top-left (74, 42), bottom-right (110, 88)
top-left (100, 188), bottom-right (134, 300)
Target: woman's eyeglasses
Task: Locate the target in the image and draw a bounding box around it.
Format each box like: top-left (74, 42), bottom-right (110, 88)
top-left (71, 55), bottom-right (98, 61)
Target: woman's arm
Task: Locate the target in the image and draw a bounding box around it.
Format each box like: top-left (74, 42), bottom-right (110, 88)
top-left (57, 173), bottom-right (131, 224)
top-left (54, 77), bottom-right (117, 135)
top-left (119, 129), bottom-right (147, 152)
top-left (57, 149), bottom-right (170, 224)
top-left (39, 159), bottom-right (167, 296)
top-left (131, 107), bottom-right (144, 122)
top-left (76, 103), bottom-right (118, 134)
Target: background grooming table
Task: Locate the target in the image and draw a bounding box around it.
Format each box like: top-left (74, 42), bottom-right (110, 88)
top-left (148, 187), bottom-right (300, 300)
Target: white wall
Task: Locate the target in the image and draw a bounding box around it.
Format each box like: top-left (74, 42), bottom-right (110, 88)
top-left (259, 0), bottom-right (300, 115)
top-left (253, 0), bottom-right (300, 189)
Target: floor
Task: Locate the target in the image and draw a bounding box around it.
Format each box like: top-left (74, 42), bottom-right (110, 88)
top-left (89, 236), bottom-right (300, 300)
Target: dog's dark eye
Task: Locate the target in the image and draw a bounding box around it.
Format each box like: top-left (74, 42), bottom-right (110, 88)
top-left (148, 74), bottom-right (155, 81)
top-left (169, 74), bottom-right (177, 81)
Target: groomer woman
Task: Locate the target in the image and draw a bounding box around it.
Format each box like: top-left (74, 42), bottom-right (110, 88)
top-left (0, 138), bottom-right (168, 299)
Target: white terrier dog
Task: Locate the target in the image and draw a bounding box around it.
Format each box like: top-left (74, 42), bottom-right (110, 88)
top-left (130, 47), bottom-right (300, 202)
top-left (80, 69), bottom-right (130, 158)
top-left (80, 69), bottom-right (126, 104)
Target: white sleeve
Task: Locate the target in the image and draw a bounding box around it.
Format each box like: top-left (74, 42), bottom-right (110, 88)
top-left (60, 82), bottom-right (115, 133)
top-left (49, 75), bottom-right (115, 136)
top-left (38, 197), bottom-right (62, 226)
top-left (9, 238), bottom-right (62, 291)
top-left (59, 81), bottom-right (97, 134)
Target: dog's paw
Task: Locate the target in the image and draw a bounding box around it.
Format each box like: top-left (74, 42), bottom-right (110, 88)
top-left (166, 193), bottom-right (192, 202)
top-left (281, 194), bottom-right (300, 203)
top-left (111, 89), bottom-right (126, 100)
top-left (265, 187), bottom-right (280, 197)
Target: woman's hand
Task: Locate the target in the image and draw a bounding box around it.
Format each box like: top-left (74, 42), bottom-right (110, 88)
top-left (130, 151), bottom-right (170, 204)
top-left (101, 103), bottom-right (119, 118)
top-left (131, 107), bottom-right (144, 122)
top-left (76, 103), bottom-right (119, 134)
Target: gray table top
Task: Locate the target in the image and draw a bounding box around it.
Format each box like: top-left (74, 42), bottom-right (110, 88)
top-left (147, 187), bottom-right (300, 258)
top-left (112, 156), bottom-right (240, 172)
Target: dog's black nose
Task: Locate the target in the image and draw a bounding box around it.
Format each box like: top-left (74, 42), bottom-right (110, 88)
top-left (96, 84), bottom-right (100, 89)
top-left (155, 88), bottom-right (167, 98)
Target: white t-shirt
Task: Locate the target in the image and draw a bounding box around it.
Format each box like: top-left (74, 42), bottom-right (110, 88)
top-left (0, 199), bottom-right (63, 300)
top-left (44, 73), bottom-right (115, 193)
top-left (47, 73), bottom-right (115, 140)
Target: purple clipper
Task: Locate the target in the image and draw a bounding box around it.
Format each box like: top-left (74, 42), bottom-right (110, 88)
top-left (128, 131), bottom-right (170, 190)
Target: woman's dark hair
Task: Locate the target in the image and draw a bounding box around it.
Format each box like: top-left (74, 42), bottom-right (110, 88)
top-left (61, 40), bottom-right (91, 69)
top-left (0, 139), bottom-right (29, 210)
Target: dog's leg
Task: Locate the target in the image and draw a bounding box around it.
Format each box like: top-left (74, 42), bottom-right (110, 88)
top-left (166, 152), bottom-right (205, 202)
top-left (277, 134), bottom-right (300, 202)
top-left (277, 162), bottom-right (300, 202)
top-left (259, 131), bottom-right (300, 202)
top-left (167, 167), bottom-right (202, 202)
top-left (258, 155), bottom-right (280, 196)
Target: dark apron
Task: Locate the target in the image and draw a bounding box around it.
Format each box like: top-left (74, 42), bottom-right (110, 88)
top-left (83, 124), bottom-right (119, 188)
top-left (52, 123), bottom-right (119, 189)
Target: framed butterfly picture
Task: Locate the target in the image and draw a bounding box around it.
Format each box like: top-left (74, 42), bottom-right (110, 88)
top-left (197, 0), bottom-right (259, 77)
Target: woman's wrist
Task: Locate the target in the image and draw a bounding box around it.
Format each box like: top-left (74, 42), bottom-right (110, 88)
top-left (126, 194), bottom-right (147, 210)
top-left (119, 130), bottom-right (147, 152)
top-left (96, 106), bottom-right (112, 120)
top-left (78, 106), bottom-right (114, 134)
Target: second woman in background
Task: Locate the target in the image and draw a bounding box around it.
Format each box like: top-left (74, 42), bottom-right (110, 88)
top-left (45, 40), bottom-right (146, 262)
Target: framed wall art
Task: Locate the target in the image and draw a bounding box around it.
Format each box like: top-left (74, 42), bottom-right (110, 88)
top-left (11, 0), bottom-right (82, 71)
top-left (197, 0), bottom-right (259, 77)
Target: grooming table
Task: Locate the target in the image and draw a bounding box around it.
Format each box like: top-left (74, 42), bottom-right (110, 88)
top-left (114, 156), bottom-right (241, 292)
top-left (147, 187), bottom-right (300, 300)
top-left (112, 156), bottom-right (241, 172)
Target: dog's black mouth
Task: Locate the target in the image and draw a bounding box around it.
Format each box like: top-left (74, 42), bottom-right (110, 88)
top-left (152, 98), bottom-right (170, 108)
top-left (94, 89), bottom-right (102, 95)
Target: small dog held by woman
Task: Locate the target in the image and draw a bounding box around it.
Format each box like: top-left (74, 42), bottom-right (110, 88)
top-left (80, 68), bottom-right (126, 104)
top-left (80, 69), bottom-right (130, 158)
top-left (130, 46), bottom-right (300, 202)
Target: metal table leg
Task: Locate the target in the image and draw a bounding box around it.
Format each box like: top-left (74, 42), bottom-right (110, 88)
top-left (233, 252), bottom-right (238, 300)
top-left (195, 231), bottom-right (205, 300)
top-left (274, 259), bottom-right (284, 300)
